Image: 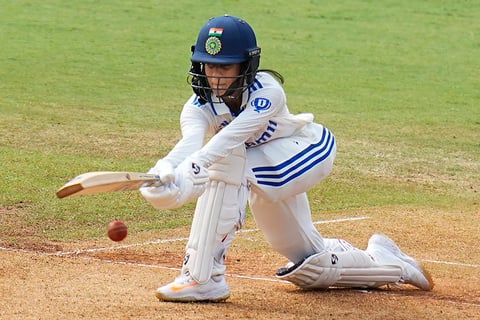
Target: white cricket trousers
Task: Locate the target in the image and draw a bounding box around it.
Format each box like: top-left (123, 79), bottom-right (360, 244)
top-left (246, 122), bottom-right (337, 263)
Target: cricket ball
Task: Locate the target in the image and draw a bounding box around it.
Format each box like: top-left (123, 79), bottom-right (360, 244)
top-left (107, 220), bottom-right (128, 242)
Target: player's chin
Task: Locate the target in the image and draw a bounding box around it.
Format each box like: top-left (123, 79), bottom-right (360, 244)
top-left (212, 90), bottom-right (228, 98)
top-left (209, 85), bottom-right (227, 96)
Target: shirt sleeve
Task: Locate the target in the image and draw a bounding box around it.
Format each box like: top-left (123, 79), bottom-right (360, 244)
top-left (162, 98), bottom-right (211, 167)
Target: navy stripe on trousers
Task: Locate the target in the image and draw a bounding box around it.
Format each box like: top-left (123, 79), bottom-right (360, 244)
top-left (252, 127), bottom-right (335, 187)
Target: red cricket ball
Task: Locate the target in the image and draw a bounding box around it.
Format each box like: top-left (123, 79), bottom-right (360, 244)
top-left (107, 220), bottom-right (128, 242)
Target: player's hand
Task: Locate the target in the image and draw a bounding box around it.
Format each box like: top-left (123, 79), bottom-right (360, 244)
top-left (140, 182), bottom-right (181, 209)
top-left (174, 157), bottom-right (209, 204)
top-left (148, 159), bottom-right (175, 184)
top-left (141, 157), bottom-right (208, 209)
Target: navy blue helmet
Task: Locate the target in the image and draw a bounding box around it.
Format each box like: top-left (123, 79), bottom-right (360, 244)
top-left (188, 15), bottom-right (261, 102)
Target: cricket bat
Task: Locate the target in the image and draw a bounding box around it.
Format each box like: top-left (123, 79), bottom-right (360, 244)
top-left (56, 171), bottom-right (161, 199)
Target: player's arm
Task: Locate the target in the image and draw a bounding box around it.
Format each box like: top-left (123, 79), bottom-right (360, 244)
top-left (141, 98), bottom-right (212, 209)
top-left (147, 98), bottom-right (211, 181)
top-left (164, 101), bottom-right (211, 167)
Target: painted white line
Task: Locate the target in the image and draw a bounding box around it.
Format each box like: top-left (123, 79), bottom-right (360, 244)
top-left (0, 216), bottom-right (371, 256)
top-left (226, 273), bottom-right (290, 283)
top-left (70, 255), bottom-right (480, 308)
top-left (49, 216), bottom-right (373, 256)
top-left (313, 216), bottom-right (370, 225)
top-left (238, 215), bottom-right (371, 234)
top-left (2, 215), bottom-right (478, 273)
top-left (73, 254), bottom-right (290, 284)
top-left (421, 259), bottom-right (480, 268)
top-left (53, 237), bottom-right (189, 256)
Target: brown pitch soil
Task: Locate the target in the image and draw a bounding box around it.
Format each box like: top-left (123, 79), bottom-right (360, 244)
top-left (1, 221), bottom-right (479, 320)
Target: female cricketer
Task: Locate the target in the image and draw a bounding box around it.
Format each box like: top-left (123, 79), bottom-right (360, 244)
top-left (140, 15), bottom-right (433, 302)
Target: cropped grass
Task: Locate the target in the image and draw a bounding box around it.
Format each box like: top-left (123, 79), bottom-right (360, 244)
top-left (1, 0), bottom-right (479, 244)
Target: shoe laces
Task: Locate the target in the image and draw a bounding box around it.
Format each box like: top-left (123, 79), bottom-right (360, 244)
top-left (175, 272), bottom-right (196, 285)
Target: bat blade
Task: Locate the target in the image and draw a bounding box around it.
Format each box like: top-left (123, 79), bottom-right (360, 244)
top-left (56, 171), bottom-right (160, 199)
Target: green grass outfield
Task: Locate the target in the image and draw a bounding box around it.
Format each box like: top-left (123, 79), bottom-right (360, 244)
top-left (0, 0), bottom-right (478, 243)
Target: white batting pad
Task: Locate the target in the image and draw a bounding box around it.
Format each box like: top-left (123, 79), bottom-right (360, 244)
top-left (277, 249), bottom-right (402, 289)
top-left (184, 145), bottom-right (247, 284)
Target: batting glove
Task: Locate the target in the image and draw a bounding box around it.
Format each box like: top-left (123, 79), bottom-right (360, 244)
top-left (148, 159), bottom-right (175, 184)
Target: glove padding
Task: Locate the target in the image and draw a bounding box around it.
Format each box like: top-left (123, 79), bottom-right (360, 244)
top-left (147, 159), bottom-right (175, 184)
top-left (140, 158), bottom-right (209, 209)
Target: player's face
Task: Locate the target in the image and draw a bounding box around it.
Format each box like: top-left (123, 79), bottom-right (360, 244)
top-left (204, 63), bottom-right (242, 97)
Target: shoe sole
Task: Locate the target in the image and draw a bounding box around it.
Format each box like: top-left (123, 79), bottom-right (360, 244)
top-left (155, 290), bottom-right (230, 303)
top-left (370, 234), bottom-right (434, 291)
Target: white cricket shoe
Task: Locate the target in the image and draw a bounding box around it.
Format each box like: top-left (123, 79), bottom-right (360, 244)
top-left (155, 272), bottom-right (230, 302)
top-left (367, 233), bottom-right (434, 291)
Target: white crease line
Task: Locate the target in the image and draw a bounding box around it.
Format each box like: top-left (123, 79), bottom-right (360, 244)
top-left (314, 216), bottom-right (370, 225)
top-left (74, 255), bottom-right (290, 284)
top-left (2, 214), bottom-right (480, 309)
top-left (238, 216), bottom-right (371, 234)
top-left (5, 215), bottom-right (479, 270)
top-left (421, 259), bottom-right (480, 268)
top-left (53, 237), bottom-right (189, 256)
top-left (68, 255), bottom-right (480, 308)
top-left (45, 216), bottom-right (372, 256)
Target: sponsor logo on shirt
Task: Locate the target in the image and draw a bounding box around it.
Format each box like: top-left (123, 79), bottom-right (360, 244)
top-left (251, 98), bottom-right (271, 112)
top-left (245, 120), bottom-right (278, 148)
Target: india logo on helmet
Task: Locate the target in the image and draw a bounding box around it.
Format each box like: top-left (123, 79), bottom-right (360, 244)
top-left (205, 36), bottom-right (222, 55)
top-left (205, 27), bottom-right (223, 55)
